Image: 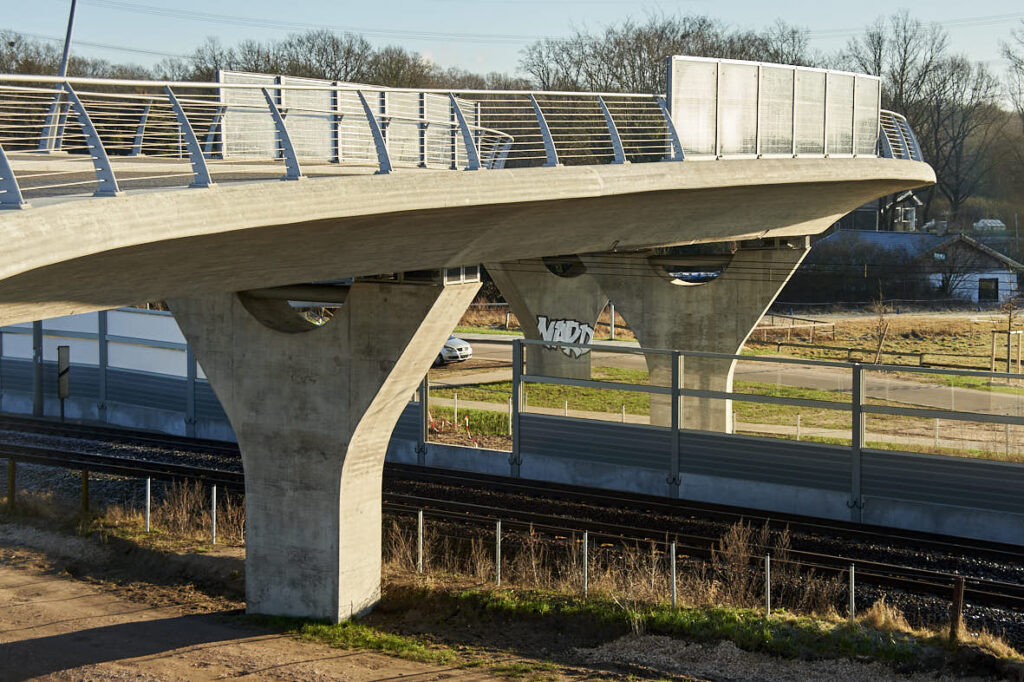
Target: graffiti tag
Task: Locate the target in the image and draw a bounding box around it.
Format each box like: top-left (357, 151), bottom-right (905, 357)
top-left (537, 316), bottom-right (594, 358)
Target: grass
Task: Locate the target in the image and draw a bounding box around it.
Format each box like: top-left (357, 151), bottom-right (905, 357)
top-left (257, 585), bottom-right (1023, 678)
top-left (428, 405), bottom-right (510, 437)
top-left (256, 615), bottom-right (460, 665)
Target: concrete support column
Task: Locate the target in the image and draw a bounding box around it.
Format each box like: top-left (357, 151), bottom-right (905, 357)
top-left (487, 259), bottom-right (607, 380)
top-left (586, 239), bottom-right (808, 432)
top-left (169, 279), bottom-right (479, 622)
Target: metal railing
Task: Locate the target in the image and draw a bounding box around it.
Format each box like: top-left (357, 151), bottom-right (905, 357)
top-left (0, 61), bottom-right (926, 209)
top-left (878, 110), bottom-right (924, 161)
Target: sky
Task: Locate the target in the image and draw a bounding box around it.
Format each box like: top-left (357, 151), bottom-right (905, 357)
top-left (3, 0), bottom-right (1023, 76)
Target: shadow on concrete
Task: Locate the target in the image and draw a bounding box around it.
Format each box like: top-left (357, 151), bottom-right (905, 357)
top-left (0, 612), bottom-right (257, 679)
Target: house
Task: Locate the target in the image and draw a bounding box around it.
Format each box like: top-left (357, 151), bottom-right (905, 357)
top-left (782, 230), bottom-right (1024, 304)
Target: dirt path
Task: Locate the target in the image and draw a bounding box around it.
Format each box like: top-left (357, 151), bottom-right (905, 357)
top-left (0, 550), bottom-right (491, 681)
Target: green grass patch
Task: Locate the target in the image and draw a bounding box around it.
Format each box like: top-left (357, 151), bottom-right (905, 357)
top-left (453, 326), bottom-right (521, 336)
top-left (428, 405), bottom-right (510, 437)
top-left (252, 615), bottom-right (459, 665)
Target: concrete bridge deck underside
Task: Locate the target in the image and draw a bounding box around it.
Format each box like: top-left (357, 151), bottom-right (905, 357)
top-left (0, 158), bottom-right (932, 326)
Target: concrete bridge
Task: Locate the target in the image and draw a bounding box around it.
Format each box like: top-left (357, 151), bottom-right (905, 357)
top-left (0, 56), bottom-right (933, 621)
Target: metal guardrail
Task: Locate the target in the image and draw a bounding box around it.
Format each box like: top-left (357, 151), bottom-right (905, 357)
top-left (0, 61), bottom-right (924, 208)
top-left (499, 338), bottom-right (1024, 524)
top-left (878, 110), bottom-right (924, 161)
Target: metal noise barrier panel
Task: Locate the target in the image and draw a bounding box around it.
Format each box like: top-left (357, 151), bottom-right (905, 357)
top-left (518, 413), bottom-right (672, 471)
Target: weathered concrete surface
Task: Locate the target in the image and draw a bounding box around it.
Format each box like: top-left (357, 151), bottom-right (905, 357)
top-left (486, 260), bottom-right (606, 380)
top-left (169, 280), bottom-right (479, 621)
top-left (587, 241), bottom-right (808, 431)
top-left (0, 158), bottom-right (932, 325)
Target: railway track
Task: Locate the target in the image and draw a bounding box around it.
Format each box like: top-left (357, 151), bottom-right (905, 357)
top-left (1, 425), bottom-right (1023, 613)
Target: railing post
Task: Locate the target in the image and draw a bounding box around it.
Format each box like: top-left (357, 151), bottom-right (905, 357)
top-left (510, 339), bottom-right (523, 477)
top-left (0, 144), bottom-right (28, 210)
top-left (851, 77), bottom-right (858, 156)
top-left (791, 70), bottom-right (798, 157)
top-left (165, 87), bottom-right (214, 189)
top-left (203, 105), bottom-right (226, 159)
top-left (668, 350), bottom-right (681, 497)
top-left (714, 61), bottom-right (722, 158)
top-left (128, 102), bottom-right (151, 157)
top-left (597, 96), bottom-right (626, 164)
top-left (144, 476), bottom-right (151, 532)
top-left (417, 375), bottom-right (428, 466)
top-left (417, 92), bottom-right (427, 168)
top-left (755, 65), bottom-right (762, 158)
top-left (448, 93), bottom-right (481, 170)
top-left (655, 96), bottom-right (684, 161)
top-left (330, 83), bottom-right (342, 164)
top-left (185, 346), bottom-right (197, 438)
top-left (262, 88), bottom-right (303, 180)
top-left (823, 72), bottom-right (830, 157)
top-left (357, 90), bottom-right (392, 175)
top-left (32, 321), bottom-right (43, 417)
top-left (850, 363), bottom-right (864, 522)
top-left (63, 84), bottom-right (121, 197)
top-left (528, 95), bottom-right (559, 167)
top-left (97, 311), bottom-right (108, 423)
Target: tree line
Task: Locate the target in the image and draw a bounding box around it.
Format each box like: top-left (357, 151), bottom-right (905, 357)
top-left (2, 11), bottom-right (1023, 232)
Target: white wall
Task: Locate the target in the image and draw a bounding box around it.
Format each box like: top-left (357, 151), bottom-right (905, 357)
top-left (928, 269), bottom-right (1018, 303)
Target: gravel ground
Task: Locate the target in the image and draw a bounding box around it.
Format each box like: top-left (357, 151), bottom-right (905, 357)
top-left (576, 635), bottom-right (993, 681)
top-left (2, 427), bottom-right (1023, 651)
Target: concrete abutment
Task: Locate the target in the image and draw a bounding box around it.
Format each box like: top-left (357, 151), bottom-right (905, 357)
top-left (169, 279), bottom-right (479, 621)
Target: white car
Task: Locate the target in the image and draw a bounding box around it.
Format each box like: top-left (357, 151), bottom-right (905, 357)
top-left (434, 335), bottom-right (472, 366)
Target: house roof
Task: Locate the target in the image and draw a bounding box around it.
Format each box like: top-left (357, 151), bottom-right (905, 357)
top-left (808, 230), bottom-right (949, 261)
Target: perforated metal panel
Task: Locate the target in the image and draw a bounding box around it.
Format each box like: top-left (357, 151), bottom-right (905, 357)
top-left (678, 429), bottom-right (850, 490)
top-left (519, 413), bottom-right (672, 471)
top-left (862, 449), bottom-right (1024, 515)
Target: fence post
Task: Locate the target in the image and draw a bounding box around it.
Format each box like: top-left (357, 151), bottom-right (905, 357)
top-left (950, 575), bottom-right (965, 646)
top-left (453, 392), bottom-right (458, 430)
top-left (850, 363), bottom-right (864, 522)
top-left (507, 396), bottom-right (513, 436)
top-left (563, 400), bottom-right (568, 417)
top-left (668, 351), bottom-right (681, 497)
top-left (185, 347), bottom-right (197, 438)
top-left (495, 519), bottom-right (502, 585)
top-left (417, 509), bottom-right (424, 573)
top-left (57, 345), bottom-right (69, 423)
top-left (80, 470), bottom-right (89, 514)
top-left (417, 375), bottom-right (428, 465)
top-left (796, 413), bottom-right (801, 441)
top-left (210, 484), bottom-right (217, 545)
top-left (848, 563), bottom-right (856, 623)
top-left (765, 554), bottom-right (771, 615)
top-left (582, 529), bottom-right (588, 597)
top-left (609, 303), bottom-right (616, 340)
top-left (621, 405), bottom-right (626, 423)
top-left (32, 321), bottom-right (43, 417)
top-left (144, 477), bottom-right (151, 532)
top-left (98, 311), bottom-right (108, 423)
top-left (670, 539), bottom-right (677, 607)
top-left (510, 340), bottom-right (522, 477)
top-left (6, 460), bottom-right (14, 511)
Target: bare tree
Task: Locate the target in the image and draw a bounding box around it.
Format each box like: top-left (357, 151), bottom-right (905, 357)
top-left (1003, 21), bottom-right (1024, 135)
top-left (518, 15), bottom-right (813, 94)
top-left (920, 57), bottom-right (1004, 221)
